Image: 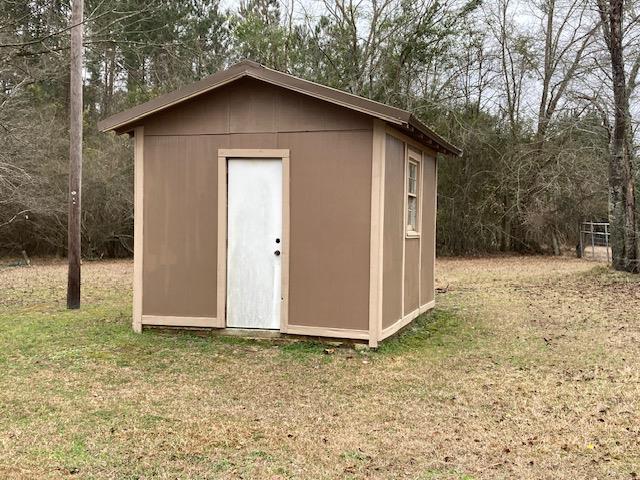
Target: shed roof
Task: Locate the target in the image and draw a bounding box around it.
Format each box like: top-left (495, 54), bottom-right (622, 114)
top-left (98, 60), bottom-right (462, 156)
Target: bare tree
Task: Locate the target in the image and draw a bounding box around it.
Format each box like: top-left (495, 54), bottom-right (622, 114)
top-left (531, 0), bottom-right (600, 254)
top-left (535, 0), bottom-right (600, 142)
top-left (597, 0), bottom-right (638, 272)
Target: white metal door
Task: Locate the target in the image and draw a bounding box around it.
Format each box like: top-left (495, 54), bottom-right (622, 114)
top-left (226, 158), bottom-right (282, 329)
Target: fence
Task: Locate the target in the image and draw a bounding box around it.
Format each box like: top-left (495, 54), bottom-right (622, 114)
top-left (579, 221), bottom-right (611, 263)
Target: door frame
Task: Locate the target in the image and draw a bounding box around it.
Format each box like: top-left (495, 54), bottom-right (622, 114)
top-left (217, 149), bottom-right (290, 332)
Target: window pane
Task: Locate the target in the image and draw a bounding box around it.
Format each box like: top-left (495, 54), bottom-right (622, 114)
top-left (409, 162), bottom-right (417, 180)
top-left (408, 196), bottom-right (417, 229)
top-left (409, 178), bottom-right (416, 194)
top-left (408, 163), bottom-right (417, 194)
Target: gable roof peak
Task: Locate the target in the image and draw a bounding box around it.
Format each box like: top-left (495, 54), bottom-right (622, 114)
top-left (98, 61), bottom-right (461, 156)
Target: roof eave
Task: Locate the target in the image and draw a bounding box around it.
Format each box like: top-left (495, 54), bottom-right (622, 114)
top-left (407, 115), bottom-right (462, 157)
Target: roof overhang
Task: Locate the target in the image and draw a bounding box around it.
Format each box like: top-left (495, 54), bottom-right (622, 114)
top-left (98, 60), bottom-right (462, 157)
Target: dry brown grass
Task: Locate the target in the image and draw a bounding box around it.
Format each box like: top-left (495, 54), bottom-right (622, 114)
top-left (0, 256), bottom-right (638, 479)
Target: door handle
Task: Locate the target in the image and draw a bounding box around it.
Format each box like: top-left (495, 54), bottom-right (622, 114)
top-left (274, 250), bottom-right (281, 256)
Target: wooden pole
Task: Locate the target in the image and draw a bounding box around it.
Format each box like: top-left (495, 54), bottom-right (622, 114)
top-left (579, 222), bottom-right (584, 258)
top-left (605, 223), bottom-right (610, 264)
top-left (67, 0), bottom-right (83, 310)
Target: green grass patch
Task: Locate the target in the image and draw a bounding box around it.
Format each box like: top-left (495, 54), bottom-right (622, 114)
top-left (376, 308), bottom-right (480, 357)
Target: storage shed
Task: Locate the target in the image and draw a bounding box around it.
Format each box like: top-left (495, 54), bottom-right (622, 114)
top-left (98, 60), bottom-right (461, 347)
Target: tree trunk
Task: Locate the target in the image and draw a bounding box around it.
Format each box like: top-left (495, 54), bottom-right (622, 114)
top-left (67, 0), bottom-right (83, 309)
top-left (603, 0), bottom-right (638, 272)
top-left (551, 228), bottom-right (561, 256)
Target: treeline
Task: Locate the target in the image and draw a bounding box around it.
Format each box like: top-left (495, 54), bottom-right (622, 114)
top-left (1, 0), bottom-right (636, 258)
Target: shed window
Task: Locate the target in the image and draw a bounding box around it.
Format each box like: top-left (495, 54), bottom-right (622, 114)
top-left (406, 154), bottom-right (420, 235)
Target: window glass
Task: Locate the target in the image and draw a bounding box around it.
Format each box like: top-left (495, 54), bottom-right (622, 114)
top-left (408, 162), bottom-right (417, 194)
top-left (408, 196), bottom-right (417, 229)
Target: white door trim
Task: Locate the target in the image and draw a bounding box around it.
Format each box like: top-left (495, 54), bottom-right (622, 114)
top-left (217, 149), bottom-right (290, 332)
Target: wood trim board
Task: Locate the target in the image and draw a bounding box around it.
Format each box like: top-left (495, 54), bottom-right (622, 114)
top-left (368, 120), bottom-right (386, 347)
top-left (142, 315), bottom-right (219, 328)
top-left (401, 142), bottom-right (408, 320)
top-left (218, 149), bottom-right (290, 159)
top-left (216, 153), bottom-right (227, 328)
top-left (132, 126), bottom-right (144, 333)
top-left (142, 319), bottom-right (369, 341)
top-left (280, 151), bottom-right (291, 333)
top-left (417, 150), bottom-right (424, 307)
top-left (286, 325), bottom-right (369, 341)
top-left (433, 157), bottom-right (438, 305)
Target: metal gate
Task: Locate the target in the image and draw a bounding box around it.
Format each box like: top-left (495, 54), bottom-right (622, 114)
top-left (579, 221), bottom-right (611, 263)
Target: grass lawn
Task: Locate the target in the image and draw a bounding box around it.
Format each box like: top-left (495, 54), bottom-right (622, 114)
top-left (0, 256), bottom-right (639, 479)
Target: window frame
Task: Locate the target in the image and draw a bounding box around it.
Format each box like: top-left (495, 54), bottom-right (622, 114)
top-left (405, 148), bottom-right (422, 238)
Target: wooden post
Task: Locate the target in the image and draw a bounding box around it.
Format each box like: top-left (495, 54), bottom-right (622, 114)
top-left (67, 0), bottom-right (83, 310)
top-left (578, 222), bottom-right (584, 258)
top-left (605, 223), bottom-right (610, 264)
top-left (590, 221), bottom-right (595, 259)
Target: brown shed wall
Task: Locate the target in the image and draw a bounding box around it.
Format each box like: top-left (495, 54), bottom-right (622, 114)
top-left (141, 78), bottom-right (372, 331)
top-left (143, 136), bottom-right (220, 317)
top-left (381, 129), bottom-right (438, 332)
top-left (280, 131), bottom-right (372, 330)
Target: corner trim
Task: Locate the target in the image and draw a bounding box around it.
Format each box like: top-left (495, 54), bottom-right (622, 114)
top-left (132, 126), bottom-right (144, 333)
top-left (432, 158), bottom-right (438, 305)
top-left (380, 300), bottom-right (435, 341)
top-left (368, 120), bottom-right (386, 348)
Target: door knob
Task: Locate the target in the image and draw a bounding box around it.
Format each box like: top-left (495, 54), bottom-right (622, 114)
top-left (274, 250), bottom-right (281, 256)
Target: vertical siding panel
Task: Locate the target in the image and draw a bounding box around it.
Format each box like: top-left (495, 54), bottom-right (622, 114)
top-left (143, 136), bottom-right (220, 317)
top-left (382, 134), bottom-right (405, 329)
top-left (281, 130), bottom-right (372, 331)
top-left (403, 239), bottom-right (420, 313)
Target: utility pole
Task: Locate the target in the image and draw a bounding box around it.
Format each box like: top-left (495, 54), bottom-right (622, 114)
top-left (67, 0), bottom-right (83, 309)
